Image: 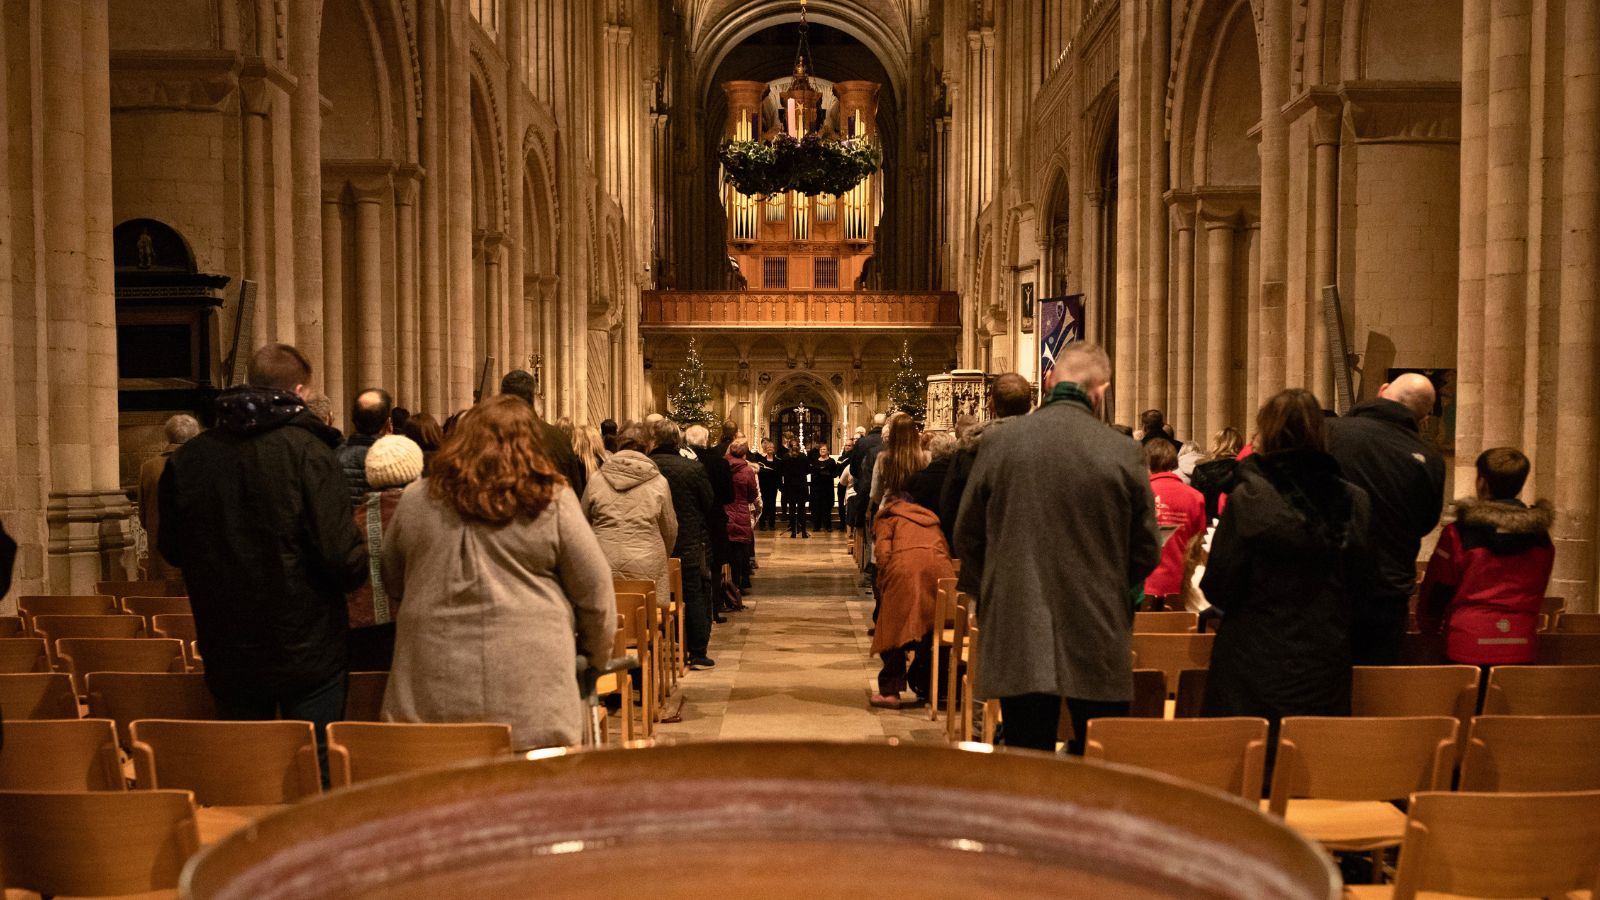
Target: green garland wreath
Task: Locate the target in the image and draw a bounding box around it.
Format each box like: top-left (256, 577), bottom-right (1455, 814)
top-left (718, 133), bottom-right (882, 198)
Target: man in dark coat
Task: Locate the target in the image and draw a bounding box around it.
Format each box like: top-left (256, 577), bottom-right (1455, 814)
top-left (500, 370), bottom-right (587, 500)
top-left (686, 423), bottom-right (734, 618)
top-left (842, 414), bottom-right (886, 530)
top-left (1325, 373), bottom-right (1445, 665)
top-left (778, 435), bottom-right (812, 537)
top-left (159, 344), bottom-right (368, 769)
top-left (954, 343), bottom-right (1161, 754)
top-left (337, 388), bottom-right (392, 499)
top-left (649, 418), bottom-right (718, 668)
top-left (940, 373), bottom-right (1033, 545)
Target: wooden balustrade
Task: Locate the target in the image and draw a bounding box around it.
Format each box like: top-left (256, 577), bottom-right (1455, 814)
top-left (641, 290), bottom-right (960, 328)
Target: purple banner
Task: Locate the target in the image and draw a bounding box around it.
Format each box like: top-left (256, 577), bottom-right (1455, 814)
top-left (1039, 293), bottom-right (1085, 393)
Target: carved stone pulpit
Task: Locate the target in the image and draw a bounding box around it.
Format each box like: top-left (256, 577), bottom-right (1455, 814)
top-left (924, 370), bottom-right (990, 433)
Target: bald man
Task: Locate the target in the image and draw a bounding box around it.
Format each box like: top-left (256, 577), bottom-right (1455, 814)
top-left (1326, 373), bottom-right (1446, 665)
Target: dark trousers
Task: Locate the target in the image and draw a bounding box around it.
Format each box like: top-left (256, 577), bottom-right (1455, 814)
top-left (811, 491), bottom-right (833, 531)
top-left (759, 484), bottom-right (779, 528)
top-left (1350, 595), bottom-right (1410, 666)
top-left (730, 541), bottom-right (753, 590)
top-left (213, 670), bottom-right (347, 785)
top-left (346, 623), bottom-right (396, 672)
top-left (877, 633), bottom-right (932, 697)
top-left (997, 693), bottom-right (1131, 755)
top-left (784, 495), bottom-right (808, 534)
top-left (682, 561), bottom-right (712, 658)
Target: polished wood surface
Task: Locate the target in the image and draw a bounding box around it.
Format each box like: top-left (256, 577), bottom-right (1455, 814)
top-left (641, 290), bottom-right (960, 329)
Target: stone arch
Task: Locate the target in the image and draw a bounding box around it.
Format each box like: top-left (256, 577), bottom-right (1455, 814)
top-left (319, 0), bottom-right (411, 161)
top-left (1042, 166), bottom-right (1071, 296)
top-left (758, 371), bottom-right (845, 449)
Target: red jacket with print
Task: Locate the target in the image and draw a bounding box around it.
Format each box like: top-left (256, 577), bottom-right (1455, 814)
top-left (1145, 471), bottom-right (1206, 598)
top-left (1417, 498), bottom-right (1554, 665)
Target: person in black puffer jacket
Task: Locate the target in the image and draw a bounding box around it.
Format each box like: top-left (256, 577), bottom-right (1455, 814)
top-left (159, 345), bottom-right (367, 777)
top-left (647, 419), bottom-right (718, 669)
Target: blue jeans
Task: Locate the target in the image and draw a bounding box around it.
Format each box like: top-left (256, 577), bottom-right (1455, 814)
top-left (212, 670), bottom-right (347, 786)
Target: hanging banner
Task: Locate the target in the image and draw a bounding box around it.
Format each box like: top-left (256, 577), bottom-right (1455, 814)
top-left (1038, 293), bottom-right (1085, 397)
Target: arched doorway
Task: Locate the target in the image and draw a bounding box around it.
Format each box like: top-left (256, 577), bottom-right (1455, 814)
top-left (762, 375), bottom-right (839, 450)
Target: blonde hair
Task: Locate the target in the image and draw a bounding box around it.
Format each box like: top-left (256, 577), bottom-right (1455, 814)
top-left (573, 423), bottom-right (606, 477)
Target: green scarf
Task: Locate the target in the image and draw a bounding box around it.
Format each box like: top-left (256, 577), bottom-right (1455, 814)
top-left (1044, 380), bottom-right (1094, 413)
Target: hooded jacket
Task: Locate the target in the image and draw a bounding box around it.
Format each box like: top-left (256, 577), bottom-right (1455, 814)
top-left (158, 386), bottom-right (368, 700)
top-left (1418, 498), bottom-right (1555, 665)
top-left (724, 455), bottom-right (758, 544)
top-left (871, 499), bottom-right (955, 654)
top-left (582, 450), bottom-right (678, 601)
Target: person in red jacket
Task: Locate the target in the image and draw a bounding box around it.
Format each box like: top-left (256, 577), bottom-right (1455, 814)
top-left (1143, 439), bottom-right (1207, 610)
top-left (1417, 447), bottom-right (1554, 666)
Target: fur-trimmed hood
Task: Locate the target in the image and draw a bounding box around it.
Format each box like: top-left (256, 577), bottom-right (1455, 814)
top-left (1453, 498), bottom-right (1554, 535)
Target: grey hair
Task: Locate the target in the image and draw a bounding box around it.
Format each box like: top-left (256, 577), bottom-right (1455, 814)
top-left (650, 417), bottom-right (682, 448)
top-left (1050, 342), bottom-right (1112, 390)
top-left (684, 423), bottom-right (710, 448)
top-left (872, 412), bottom-right (887, 426)
top-left (164, 414), bottom-right (201, 445)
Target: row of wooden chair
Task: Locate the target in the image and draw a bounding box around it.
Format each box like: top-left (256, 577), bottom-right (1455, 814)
top-left (601, 560), bottom-right (688, 743)
top-left (14, 591), bottom-right (191, 627)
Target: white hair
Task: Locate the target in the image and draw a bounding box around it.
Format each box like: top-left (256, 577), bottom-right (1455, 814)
top-left (1049, 342), bottom-right (1112, 390)
top-left (684, 424), bottom-right (710, 448)
top-left (873, 412), bottom-right (887, 426)
top-left (163, 414), bottom-right (201, 445)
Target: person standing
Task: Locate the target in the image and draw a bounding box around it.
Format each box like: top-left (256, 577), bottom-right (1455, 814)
top-left (685, 424), bottom-right (735, 619)
top-left (500, 370), bottom-right (588, 500)
top-left (138, 413), bottom-right (200, 580)
top-left (1416, 448), bottom-right (1554, 667)
top-left (1189, 427), bottom-right (1244, 522)
top-left (649, 419), bottom-right (718, 669)
top-left (725, 440), bottom-right (760, 595)
top-left (810, 444), bottom-right (841, 533)
top-left (953, 343), bottom-right (1161, 753)
top-left (346, 435), bottom-right (425, 672)
top-left (751, 438), bottom-right (781, 530)
top-left (338, 389), bottom-right (393, 499)
top-left (940, 373), bottom-right (1033, 546)
top-left (1143, 440), bottom-right (1207, 611)
top-left (1325, 373), bottom-right (1445, 664)
top-left (381, 397), bottom-right (615, 750)
top-left (779, 435), bottom-right (811, 538)
top-left (159, 344), bottom-right (368, 772)
top-left (1201, 389), bottom-right (1372, 734)
top-left (582, 422), bottom-right (678, 603)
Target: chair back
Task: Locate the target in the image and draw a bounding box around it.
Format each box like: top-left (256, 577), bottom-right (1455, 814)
top-left (0, 672), bottom-right (79, 719)
top-left (16, 594), bottom-right (118, 624)
top-left (1536, 633), bottom-right (1600, 665)
top-left (0, 718), bottom-right (123, 791)
top-left (57, 637), bottom-right (186, 694)
top-left (1130, 633), bottom-right (1214, 695)
top-left (1268, 716), bottom-right (1457, 815)
top-left (0, 637), bottom-right (48, 673)
top-left (1459, 715), bottom-right (1600, 792)
top-left (1387, 790), bottom-right (1600, 900)
top-left (1351, 665), bottom-right (1479, 722)
top-left (617, 592), bottom-right (649, 649)
top-left (95, 579), bottom-right (186, 600)
top-left (152, 613), bottom-right (198, 642)
top-left (326, 721), bottom-right (514, 787)
top-left (1086, 717), bottom-right (1270, 800)
top-left (1557, 612), bottom-right (1600, 634)
top-left (0, 789), bottom-right (198, 896)
top-left (934, 577), bottom-right (959, 629)
top-left (1128, 669), bottom-right (1167, 718)
top-left (0, 616), bottom-right (22, 638)
top-left (1173, 668), bottom-right (1208, 718)
top-left (122, 595), bottom-right (192, 628)
top-left (33, 614), bottom-right (146, 652)
top-left (130, 719), bottom-right (321, 805)
top-left (85, 671), bottom-right (217, 747)
top-left (1483, 665), bottom-right (1600, 715)
top-left (1537, 595), bottom-right (1566, 631)
top-left (1133, 611), bottom-right (1198, 633)
top-left (344, 670), bottom-right (390, 721)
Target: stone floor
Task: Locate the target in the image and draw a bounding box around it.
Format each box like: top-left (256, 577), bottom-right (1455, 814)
top-left (652, 527), bottom-right (948, 744)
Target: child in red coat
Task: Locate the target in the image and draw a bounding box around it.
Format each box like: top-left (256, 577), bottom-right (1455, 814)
top-left (1417, 448), bottom-right (1554, 666)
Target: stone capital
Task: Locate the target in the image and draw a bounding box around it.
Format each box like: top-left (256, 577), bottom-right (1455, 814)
top-left (1283, 88), bottom-right (1344, 145)
top-left (349, 175), bottom-right (391, 204)
top-left (1194, 188), bottom-right (1259, 226)
top-left (1339, 81), bottom-right (1461, 144)
top-left (1163, 191), bottom-right (1198, 230)
top-left (393, 164), bottom-right (423, 206)
top-left (239, 77), bottom-right (273, 116)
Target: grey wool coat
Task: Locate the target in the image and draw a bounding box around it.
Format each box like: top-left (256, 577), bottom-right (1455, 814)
top-left (380, 481), bottom-right (617, 749)
top-left (581, 449), bottom-right (678, 601)
top-left (953, 396), bottom-right (1162, 703)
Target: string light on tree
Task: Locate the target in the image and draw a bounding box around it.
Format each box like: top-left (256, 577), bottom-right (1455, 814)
top-left (889, 340), bottom-right (926, 421)
top-left (668, 337), bottom-right (719, 428)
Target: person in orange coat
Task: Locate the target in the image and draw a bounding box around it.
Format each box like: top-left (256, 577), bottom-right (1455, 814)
top-left (869, 413), bottom-right (955, 709)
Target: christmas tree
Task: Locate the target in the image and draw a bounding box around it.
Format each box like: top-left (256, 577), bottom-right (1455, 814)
top-left (668, 337), bottom-right (718, 427)
top-left (888, 340), bottom-right (926, 421)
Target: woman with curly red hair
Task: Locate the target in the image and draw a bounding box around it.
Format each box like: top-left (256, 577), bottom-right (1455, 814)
top-left (380, 395), bottom-right (617, 749)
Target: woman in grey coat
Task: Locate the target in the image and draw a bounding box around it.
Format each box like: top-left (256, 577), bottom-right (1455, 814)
top-left (381, 396), bottom-right (617, 750)
top-left (582, 421), bottom-right (677, 600)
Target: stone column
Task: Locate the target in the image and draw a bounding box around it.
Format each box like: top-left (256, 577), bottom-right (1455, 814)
top-left (1244, 219), bottom-right (1263, 417)
top-left (1202, 216), bottom-right (1237, 440)
top-left (1145, 0), bottom-right (1171, 414)
top-left (1310, 95), bottom-right (1341, 402)
top-left (394, 169), bottom-right (420, 405)
top-left (447, 11), bottom-right (475, 408)
top-left (482, 232), bottom-right (505, 376)
top-left (320, 185), bottom-right (346, 412)
top-left (1169, 199), bottom-right (1197, 436)
top-left (290, 0), bottom-right (324, 371)
top-left (1113, 0), bottom-right (1141, 420)
top-left (538, 276), bottom-right (559, 410)
top-left (1482, 0), bottom-right (1532, 449)
top-left (1256, 0), bottom-right (1292, 399)
top-left (1456, 0), bottom-right (1491, 488)
top-left (241, 78), bottom-right (273, 339)
top-left (419, 0), bottom-right (445, 414)
top-left (351, 174), bottom-right (389, 391)
top-left (610, 328), bottom-right (624, 418)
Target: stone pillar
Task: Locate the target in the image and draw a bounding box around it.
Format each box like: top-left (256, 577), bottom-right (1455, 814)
top-left (538, 276), bottom-right (559, 410)
top-left (419, 0), bottom-right (445, 414)
top-left (1244, 219), bottom-right (1263, 418)
top-left (1483, 0), bottom-right (1532, 451)
top-left (394, 170), bottom-right (420, 405)
top-left (1145, 0), bottom-right (1171, 415)
top-left (1202, 216), bottom-right (1237, 440)
top-left (320, 185), bottom-right (346, 413)
top-left (1170, 200), bottom-right (1197, 436)
top-left (447, 12), bottom-right (475, 408)
top-left (1256, 0), bottom-right (1292, 399)
top-left (482, 232), bottom-right (505, 377)
top-left (610, 329), bottom-right (624, 418)
top-left (241, 78), bottom-right (273, 340)
top-left (1113, 0), bottom-right (1141, 421)
top-left (290, 0), bottom-right (324, 374)
top-left (1456, 0), bottom-right (1491, 489)
top-left (1310, 97), bottom-right (1341, 402)
top-left (351, 174), bottom-right (389, 391)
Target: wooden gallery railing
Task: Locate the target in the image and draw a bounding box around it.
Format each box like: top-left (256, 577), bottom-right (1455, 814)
top-left (641, 290), bottom-right (961, 328)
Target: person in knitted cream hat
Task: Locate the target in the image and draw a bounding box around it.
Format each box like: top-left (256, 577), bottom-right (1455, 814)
top-left (347, 434), bottom-right (424, 670)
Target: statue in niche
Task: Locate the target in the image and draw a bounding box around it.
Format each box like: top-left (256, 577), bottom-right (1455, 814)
top-left (137, 229), bottom-right (155, 269)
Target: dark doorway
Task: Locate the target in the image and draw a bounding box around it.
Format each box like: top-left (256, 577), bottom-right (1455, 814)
top-left (770, 405), bottom-right (833, 450)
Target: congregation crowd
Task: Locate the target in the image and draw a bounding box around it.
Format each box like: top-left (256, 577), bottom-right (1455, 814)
top-left (129, 336), bottom-right (1555, 767)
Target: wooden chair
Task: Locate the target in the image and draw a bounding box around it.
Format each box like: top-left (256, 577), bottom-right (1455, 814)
top-left (944, 595), bottom-right (973, 742)
top-left (1350, 665), bottom-right (1479, 747)
top-left (0, 789), bottom-right (199, 896)
top-left (592, 614), bottom-right (635, 743)
top-left (57, 637), bottom-right (186, 695)
top-left (95, 578), bottom-right (186, 600)
top-left (1173, 668), bottom-right (1208, 718)
top-left (153, 613), bottom-right (199, 670)
top-left (326, 721), bottom-right (513, 788)
top-left (1458, 714), bottom-right (1600, 792)
top-left (0, 672), bottom-right (80, 719)
top-left (1130, 632), bottom-right (1215, 697)
top-left (0, 615), bottom-right (22, 638)
top-left (669, 558), bottom-right (686, 677)
top-left (1133, 610), bottom-right (1198, 633)
top-left (961, 623), bottom-right (1001, 744)
top-left (1268, 716), bottom-right (1457, 853)
top-left (344, 670), bottom-right (390, 721)
top-left (1129, 668), bottom-right (1168, 718)
top-left (85, 671), bottom-right (217, 747)
top-left (1536, 633), bottom-right (1600, 664)
top-left (33, 613), bottom-right (146, 666)
top-left (1557, 612), bottom-right (1600, 634)
top-left (16, 593), bottom-right (118, 629)
top-left (1482, 664), bottom-right (1600, 715)
top-left (1537, 595), bottom-right (1566, 632)
top-left (122, 594), bottom-right (192, 629)
top-left (0, 718), bottom-right (124, 791)
top-left (1343, 790), bottom-right (1600, 900)
top-left (928, 577), bottom-right (959, 721)
top-left (131, 719), bottom-right (321, 805)
top-left (614, 579), bottom-right (664, 713)
top-left (1086, 716), bottom-right (1270, 800)
top-left (0, 637), bottom-right (48, 673)
top-left (615, 591), bottom-right (653, 736)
